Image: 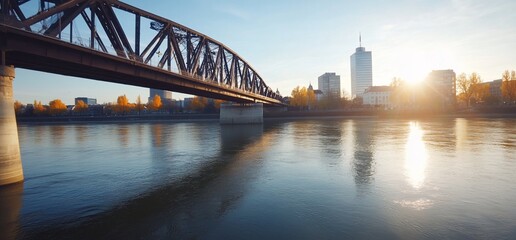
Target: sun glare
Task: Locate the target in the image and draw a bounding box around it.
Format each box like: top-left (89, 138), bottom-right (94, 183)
top-left (394, 47), bottom-right (455, 85)
top-left (404, 122), bottom-right (428, 189)
top-left (403, 62), bottom-right (427, 85)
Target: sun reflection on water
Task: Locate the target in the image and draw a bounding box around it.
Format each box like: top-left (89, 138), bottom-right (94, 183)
top-left (404, 122), bottom-right (428, 189)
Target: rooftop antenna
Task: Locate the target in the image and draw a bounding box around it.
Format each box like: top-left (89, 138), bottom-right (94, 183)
top-left (359, 32), bottom-right (362, 47)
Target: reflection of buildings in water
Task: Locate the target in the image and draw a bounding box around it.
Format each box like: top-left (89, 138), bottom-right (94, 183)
top-left (150, 124), bottom-right (163, 148)
top-left (136, 124), bottom-right (144, 145)
top-left (419, 120), bottom-right (456, 153)
top-left (317, 121), bottom-right (343, 162)
top-left (502, 120), bottom-right (516, 150)
top-left (33, 125), bottom-right (45, 144)
top-left (50, 125), bottom-right (66, 146)
top-left (117, 125), bottom-right (129, 147)
top-left (455, 118), bottom-right (468, 151)
top-left (404, 122), bottom-right (428, 189)
top-left (342, 120), bottom-right (354, 160)
top-left (290, 121), bottom-right (317, 148)
top-left (0, 182), bottom-right (23, 239)
top-left (351, 120), bottom-right (376, 186)
top-left (74, 125), bottom-right (88, 143)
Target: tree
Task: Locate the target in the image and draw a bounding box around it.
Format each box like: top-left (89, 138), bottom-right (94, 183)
top-left (49, 99), bottom-right (67, 115)
top-left (135, 95), bottom-right (144, 115)
top-left (33, 100), bottom-right (46, 115)
top-left (14, 100), bottom-right (24, 115)
top-left (190, 96), bottom-right (207, 112)
top-left (501, 70), bottom-right (516, 103)
top-left (290, 86), bottom-right (308, 108)
top-left (116, 95), bottom-right (132, 114)
top-left (457, 72), bottom-right (482, 107)
top-left (74, 100), bottom-right (88, 113)
top-left (148, 94), bottom-right (162, 111)
top-left (472, 84), bottom-right (490, 104)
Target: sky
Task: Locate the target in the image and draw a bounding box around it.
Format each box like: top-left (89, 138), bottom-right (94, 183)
top-left (12, 0), bottom-right (516, 104)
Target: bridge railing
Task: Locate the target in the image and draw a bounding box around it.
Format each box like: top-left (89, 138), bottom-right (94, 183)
top-left (0, 0), bottom-right (283, 102)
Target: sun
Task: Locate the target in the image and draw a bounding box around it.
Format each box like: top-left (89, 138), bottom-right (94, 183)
top-left (399, 53), bottom-right (430, 85)
top-left (394, 47), bottom-right (455, 86)
top-left (402, 63), bottom-right (427, 85)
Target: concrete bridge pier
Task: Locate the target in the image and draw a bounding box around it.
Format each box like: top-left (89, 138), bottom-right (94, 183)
top-left (0, 65), bottom-right (24, 186)
top-left (220, 103), bottom-right (263, 124)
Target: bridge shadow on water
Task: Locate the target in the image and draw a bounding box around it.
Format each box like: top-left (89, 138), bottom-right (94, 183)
top-left (17, 123), bottom-right (280, 240)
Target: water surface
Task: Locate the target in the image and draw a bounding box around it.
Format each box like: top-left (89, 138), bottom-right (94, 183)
top-left (1, 117), bottom-right (515, 239)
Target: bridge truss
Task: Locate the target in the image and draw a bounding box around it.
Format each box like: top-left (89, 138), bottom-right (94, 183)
top-left (0, 0), bottom-right (283, 104)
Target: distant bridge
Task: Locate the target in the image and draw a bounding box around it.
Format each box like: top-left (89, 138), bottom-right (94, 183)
top-left (0, 0), bottom-right (283, 105)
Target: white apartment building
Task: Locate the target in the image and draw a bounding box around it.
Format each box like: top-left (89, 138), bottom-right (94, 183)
top-left (363, 86), bottom-right (392, 107)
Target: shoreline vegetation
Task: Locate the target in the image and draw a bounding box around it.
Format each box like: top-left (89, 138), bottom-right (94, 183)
top-left (16, 106), bottom-right (516, 124)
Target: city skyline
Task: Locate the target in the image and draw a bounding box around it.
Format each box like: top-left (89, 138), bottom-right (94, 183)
top-left (12, 0), bottom-right (516, 104)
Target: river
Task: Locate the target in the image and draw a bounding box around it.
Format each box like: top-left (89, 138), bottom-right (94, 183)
top-left (1, 117), bottom-right (515, 239)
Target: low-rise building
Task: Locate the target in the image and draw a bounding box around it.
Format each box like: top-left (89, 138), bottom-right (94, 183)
top-left (479, 79), bottom-right (502, 100)
top-left (363, 86), bottom-right (392, 107)
top-left (425, 70), bottom-right (456, 108)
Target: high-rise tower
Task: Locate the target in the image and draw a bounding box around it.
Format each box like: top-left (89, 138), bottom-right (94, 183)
top-left (350, 34), bottom-right (373, 97)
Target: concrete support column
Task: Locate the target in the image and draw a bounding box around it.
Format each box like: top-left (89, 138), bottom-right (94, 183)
top-left (0, 65), bottom-right (23, 186)
top-left (220, 103), bottom-right (263, 124)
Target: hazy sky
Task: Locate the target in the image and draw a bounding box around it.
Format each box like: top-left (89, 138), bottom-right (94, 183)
top-left (12, 0), bottom-right (516, 104)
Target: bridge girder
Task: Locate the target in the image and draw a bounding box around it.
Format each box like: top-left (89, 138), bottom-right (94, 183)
top-left (0, 0), bottom-right (284, 105)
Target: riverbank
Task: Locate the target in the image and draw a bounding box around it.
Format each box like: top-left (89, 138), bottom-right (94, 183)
top-left (15, 107), bottom-right (516, 123)
top-left (16, 113), bottom-right (220, 124)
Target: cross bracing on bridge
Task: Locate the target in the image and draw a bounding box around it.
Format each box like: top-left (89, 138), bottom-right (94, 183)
top-left (0, 0), bottom-right (284, 105)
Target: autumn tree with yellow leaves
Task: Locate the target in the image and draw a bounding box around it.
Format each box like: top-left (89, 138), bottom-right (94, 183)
top-left (49, 99), bottom-right (68, 115)
top-left (290, 86), bottom-right (308, 107)
top-left (14, 100), bottom-right (24, 115)
top-left (33, 100), bottom-right (46, 115)
top-left (74, 100), bottom-right (88, 113)
top-left (501, 70), bottom-right (516, 103)
top-left (457, 72), bottom-right (482, 107)
top-left (148, 94), bottom-right (162, 111)
top-left (115, 95), bottom-right (134, 114)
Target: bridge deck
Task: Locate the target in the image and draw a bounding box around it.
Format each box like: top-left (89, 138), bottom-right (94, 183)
top-left (0, 25), bottom-right (282, 105)
top-left (0, 0), bottom-right (284, 106)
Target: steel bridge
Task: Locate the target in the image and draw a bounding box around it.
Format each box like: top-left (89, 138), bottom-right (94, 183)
top-left (0, 0), bottom-right (283, 105)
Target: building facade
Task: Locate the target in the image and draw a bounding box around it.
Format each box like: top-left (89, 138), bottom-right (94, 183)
top-left (318, 72), bottom-right (341, 99)
top-left (480, 79), bottom-right (503, 100)
top-left (74, 97), bottom-right (97, 105)
top-left (363, 86), bottom-right (392, 107)
top-left (149, 88), bottom-right (173, 103)
top-left (350, 40), bottom-right (373, 98)
top-left (425, 70), bottom-right (456, 108)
